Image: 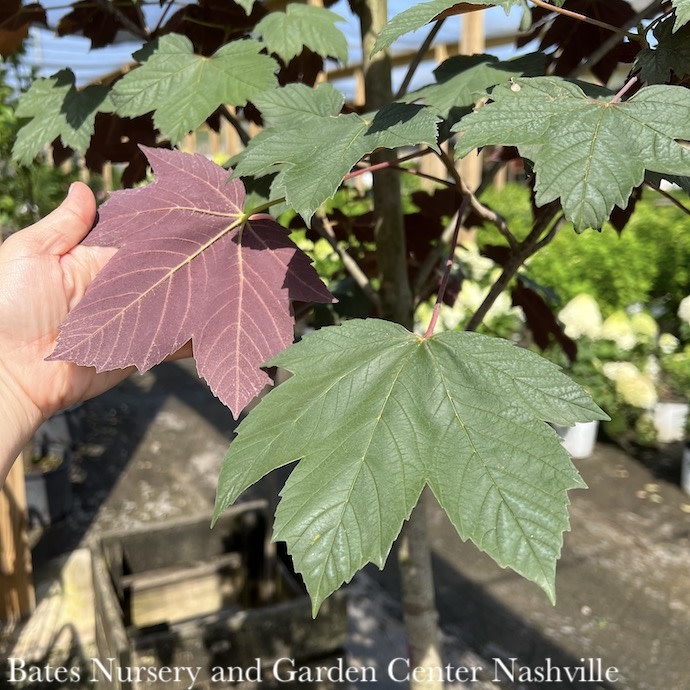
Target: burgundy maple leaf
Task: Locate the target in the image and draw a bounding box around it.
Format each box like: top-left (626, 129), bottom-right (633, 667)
top-left (49, 146), bottom-right (333, 416)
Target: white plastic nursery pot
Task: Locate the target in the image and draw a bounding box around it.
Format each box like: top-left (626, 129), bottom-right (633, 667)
top-left (554, 420), bottom-right (599, 460)
top-left (653, 401), bottom-right (689, 444)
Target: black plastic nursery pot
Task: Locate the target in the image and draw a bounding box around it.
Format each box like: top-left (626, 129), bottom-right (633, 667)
top-left (91, 500), bottom-right (348, 690)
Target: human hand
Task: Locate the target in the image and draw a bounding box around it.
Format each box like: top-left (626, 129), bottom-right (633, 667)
top-left (0, 184), bottom-right (145, 480)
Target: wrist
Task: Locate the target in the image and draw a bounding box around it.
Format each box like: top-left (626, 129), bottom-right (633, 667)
top-left (0, 362), bottom-right (43, 482)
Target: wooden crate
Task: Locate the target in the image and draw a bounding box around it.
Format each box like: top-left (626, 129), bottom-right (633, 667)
top-left (91, 501), bottom-right (347, 690)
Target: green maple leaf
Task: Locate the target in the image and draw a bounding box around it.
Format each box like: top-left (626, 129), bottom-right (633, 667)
top-left (372, 0), bottom-right (528, 55)
top-left (402, 52), bottom-right (545, 121)
top-left (671, 0), bottom-right (690, 30)
top-left (254, 4), bottom-right (348, 63)
top-left (12, 69), bottom-right (110, 164)
top-left (635, 18), bottom-right (690, 84)
top-left (214, 319), bottom-right (607, 615)
top-left (452, 77), bottom-right (690, 231)
top-left (233, 83), bottom-right (439, 222)
top-left (110, 34), bottom-right (278, 144)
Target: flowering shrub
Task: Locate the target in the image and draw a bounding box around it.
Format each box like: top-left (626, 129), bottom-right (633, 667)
top-left (553, 293), bottom-right (690, 444)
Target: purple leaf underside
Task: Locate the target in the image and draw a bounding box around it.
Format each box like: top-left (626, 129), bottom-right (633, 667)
top-left (49, 146), bottom-right (333, 416)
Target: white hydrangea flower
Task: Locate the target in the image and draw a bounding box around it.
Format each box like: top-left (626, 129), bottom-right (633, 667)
top-left (659, 332), bottom-right (680, 355)
top-left (602, 361), bottom-right (639, 381)
top-left (456, 244), bottom-right (494, 282)
top-left (603, 361), bottom-right (657, 409)
top-left (440, 302), bottom-right (465, 331)
top-left (616, 372), bottom-right (657, 409)
top-left (630, 311), bottom-right (658, 344)
top-left (558, 294), bottom-right (602, 339)
top-left (644, 355), bottom-right (661, 383)
top-left (456, 281), bottom-right (486, 314)
top-left (600, 311), bottom-right (636, 350)
top-left (678, 296), bottom-right (690, 325)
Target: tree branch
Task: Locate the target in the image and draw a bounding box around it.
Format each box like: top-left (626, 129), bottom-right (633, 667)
top-left (464, 206), bottom-right (561, 332)
top-left (569, 0), bottom-right (665, 78)
top-left (94, 0), bottom-right (149, 41)
top-left (438, 147), bottom-right (518, 250)
top-left (529, 0), bottom-right (638, 40)
top-left (645, 182), bottom-right (690, 217)
top-left (311, 213), bottom-right (382, 313)
top-left (394, 18), bottom-right (446, 100)
top-left (219, 106), bottom-right (251, 147)
top-left (424, 197), bottom-right (468, 338)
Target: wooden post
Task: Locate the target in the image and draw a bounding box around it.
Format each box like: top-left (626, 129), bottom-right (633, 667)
top-left (0, 454), bottom-right (35, 623)
top-left (459, 11), bottom-right (485, 192)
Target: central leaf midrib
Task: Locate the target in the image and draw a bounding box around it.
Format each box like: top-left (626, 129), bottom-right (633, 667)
top-left (302, 344), bottom-right (419, 600)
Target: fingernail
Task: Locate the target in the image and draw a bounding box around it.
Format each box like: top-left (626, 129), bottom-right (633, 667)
top-left (68, 182), bottom-right (78, 197)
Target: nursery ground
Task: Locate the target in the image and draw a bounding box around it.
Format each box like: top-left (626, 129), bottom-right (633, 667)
top-left (3, 359), bottom-right (690, 690)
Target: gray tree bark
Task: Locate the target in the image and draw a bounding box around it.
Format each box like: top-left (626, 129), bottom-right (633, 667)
top-left (354, 1), bottom-right (444, 687)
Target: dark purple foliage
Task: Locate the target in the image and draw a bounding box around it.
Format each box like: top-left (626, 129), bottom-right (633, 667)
top-left (49, 147), bottom-right (333, 416)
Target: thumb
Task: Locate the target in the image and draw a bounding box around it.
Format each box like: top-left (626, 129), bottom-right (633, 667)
top-left (21, 182), bottom-right (97, 256)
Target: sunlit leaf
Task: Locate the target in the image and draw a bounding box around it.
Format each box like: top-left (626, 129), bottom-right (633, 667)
top-left (372, 0), bottom-right (527, 55)
top-left (110, 34), bottom-right (278, 143)
top-left (254, 4), bottom-right (348, 63)
top-left (233, 83), bottom-right (439, 222)
top-left (453, 77), bottom-right (690, 230)
top-left (671, 0), bottom-right (690, 30)
top-left (215, 319), bottom-right (606, 613)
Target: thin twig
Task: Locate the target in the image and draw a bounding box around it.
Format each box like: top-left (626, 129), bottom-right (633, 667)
top-left (394, 18), bottom-right (446, 100)
top-left (220, 105), bottom-right (251, 147)
top-left (94, 0), bottom-right (149, 41)
top-left (645, 182), bottom-right (690, 217)
top-left (389, 164), bottom-right (453, 188)
top-left (411, 158), bottom-right (515, 301)
top-left (529, 0), bottom-right (638, 40)
top-left (346, 148), bottom-right (434, 181)
top-left (153, 0), bottom-right (177, 33)
top-left (438, 148), bottom-right (518, 249)
top-left (423, 198), bottom-right (468, 338)
top-left (312, 213), bottom-right (382, 313)
top-left (570, 0), bottom-right (665, 78)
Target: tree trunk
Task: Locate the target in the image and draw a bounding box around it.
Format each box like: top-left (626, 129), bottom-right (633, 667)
top-left (354, 1), bottom-right (443, 687)
top-left (355, 0), bottom-right (413, 328)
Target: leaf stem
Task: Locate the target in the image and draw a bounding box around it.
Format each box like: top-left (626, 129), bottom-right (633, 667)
top-left (610, 76), bottom-right (638, 103)
top-left (529, 0), bottom-right (639, 40)
top-left (345, 148), bottom-right (431, 181)
top-left (245, 197), bottom-right (286, 217)
top-left (423, 196), bottom-right (469, 339)
top-left (411, 160), bottom-right (508, 302)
